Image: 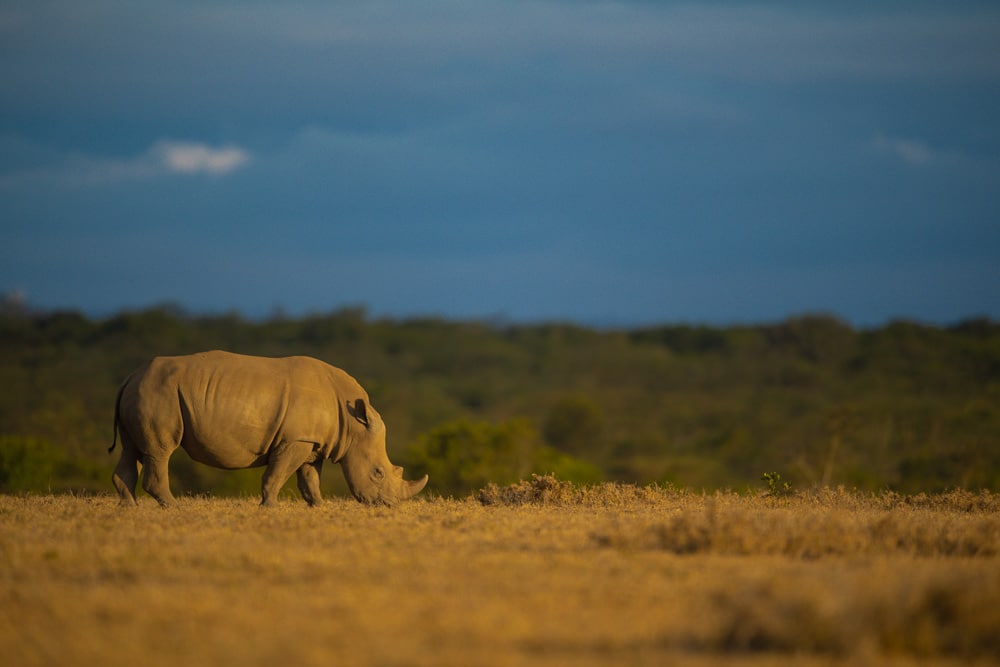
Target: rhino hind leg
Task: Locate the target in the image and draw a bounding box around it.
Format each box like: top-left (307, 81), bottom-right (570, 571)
top-left (112, 442), bottom-right (141, 507)
top-left (141, 455), bottom-right (177, 508)
top-left (261, 440), bottom-right (320, 507)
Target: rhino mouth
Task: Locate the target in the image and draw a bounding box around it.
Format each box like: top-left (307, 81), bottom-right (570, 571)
top-left (353, 491), bottom-right (390, 506)
top-left (351, 474), bottom-right (429, 506)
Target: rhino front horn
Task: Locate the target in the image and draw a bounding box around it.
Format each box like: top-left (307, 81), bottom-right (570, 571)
top-left (402, 474), bottom-right (429, 499)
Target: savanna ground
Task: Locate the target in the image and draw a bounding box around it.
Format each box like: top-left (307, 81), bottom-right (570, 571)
top-left (2, 477), bottom-right (999, 667)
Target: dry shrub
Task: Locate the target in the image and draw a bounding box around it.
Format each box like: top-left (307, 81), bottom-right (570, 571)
top-left (476, 473), bottom-right (575, 505)
top-left (476, 474), bottom-right (676, 508)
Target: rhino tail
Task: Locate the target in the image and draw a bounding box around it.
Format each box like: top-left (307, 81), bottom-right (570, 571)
top-left (108, 375), bottom-right (130, 454)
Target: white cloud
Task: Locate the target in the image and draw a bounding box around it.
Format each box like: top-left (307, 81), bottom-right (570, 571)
top-left (155, 141), bottom-right (251, 175)
top-left (873, 134), bottom-right (934, 166)
top-left (0, 139), bottom-right (252, 189)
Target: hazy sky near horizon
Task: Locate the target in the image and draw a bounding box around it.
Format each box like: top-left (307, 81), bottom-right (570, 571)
top-left (2, 0), bottom-right (999, 325)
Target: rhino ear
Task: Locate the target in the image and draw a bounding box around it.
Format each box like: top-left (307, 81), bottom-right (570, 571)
top-left (352, 398), bottom-right (369, 426)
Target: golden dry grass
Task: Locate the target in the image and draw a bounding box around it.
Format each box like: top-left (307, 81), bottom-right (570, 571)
top-left (2, 478), bottom-right (999, 666)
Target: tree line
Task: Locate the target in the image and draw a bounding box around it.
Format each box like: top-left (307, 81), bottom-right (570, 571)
top-left (1, 302), bottom-right (997, 497)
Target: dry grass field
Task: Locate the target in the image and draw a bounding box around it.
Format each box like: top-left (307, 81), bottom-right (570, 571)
top-left (2, 477), bottom-right (999, 666)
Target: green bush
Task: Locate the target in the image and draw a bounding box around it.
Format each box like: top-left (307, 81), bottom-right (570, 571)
top-left (405, 418), bottom-right (601, 495)
top-left (0, 436), bottom-right (61, 492)
top-left (535, 447), bottom-right (603, 485)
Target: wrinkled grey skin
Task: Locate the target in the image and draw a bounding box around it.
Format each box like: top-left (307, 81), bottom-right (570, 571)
top-left (110, 351), bottom-right (427, 507)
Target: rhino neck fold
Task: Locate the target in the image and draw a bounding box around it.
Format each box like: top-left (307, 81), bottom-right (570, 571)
top-left (330, 396), bottom-right (354, 464)
top-left (327, 437), bottom-right (350, 464)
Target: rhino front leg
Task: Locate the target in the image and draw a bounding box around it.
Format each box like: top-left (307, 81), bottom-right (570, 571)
top-left (141, 455), bottom-right (177, 507)
top-left (296, 459), bottom-right (324, 507)
top-left (261, 441), bottom-right (318, 507)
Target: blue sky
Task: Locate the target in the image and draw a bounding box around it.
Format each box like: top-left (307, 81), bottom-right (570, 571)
top-left (2, 1), bottom-right (998, 326)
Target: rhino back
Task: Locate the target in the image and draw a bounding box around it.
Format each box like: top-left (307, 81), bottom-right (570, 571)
top-left (140, 351), bottom-right (348, 469)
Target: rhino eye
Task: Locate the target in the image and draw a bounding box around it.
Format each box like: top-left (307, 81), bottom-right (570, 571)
top-left (372, 466), bottom-right (385, 481)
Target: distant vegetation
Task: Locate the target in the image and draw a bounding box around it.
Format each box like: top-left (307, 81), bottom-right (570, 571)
top-left (1, 300), bottom-right (997, 497)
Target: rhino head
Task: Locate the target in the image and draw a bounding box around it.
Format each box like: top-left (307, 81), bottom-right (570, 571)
top-left (339, 399), bottom-right (428, 506)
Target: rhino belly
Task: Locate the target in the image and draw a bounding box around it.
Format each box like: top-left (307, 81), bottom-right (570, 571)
top-left (181, 434), bottom-right (271, 470)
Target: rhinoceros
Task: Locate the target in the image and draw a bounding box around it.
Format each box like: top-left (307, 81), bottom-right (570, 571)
top-left (109, 350), bottom-right (428, 507)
